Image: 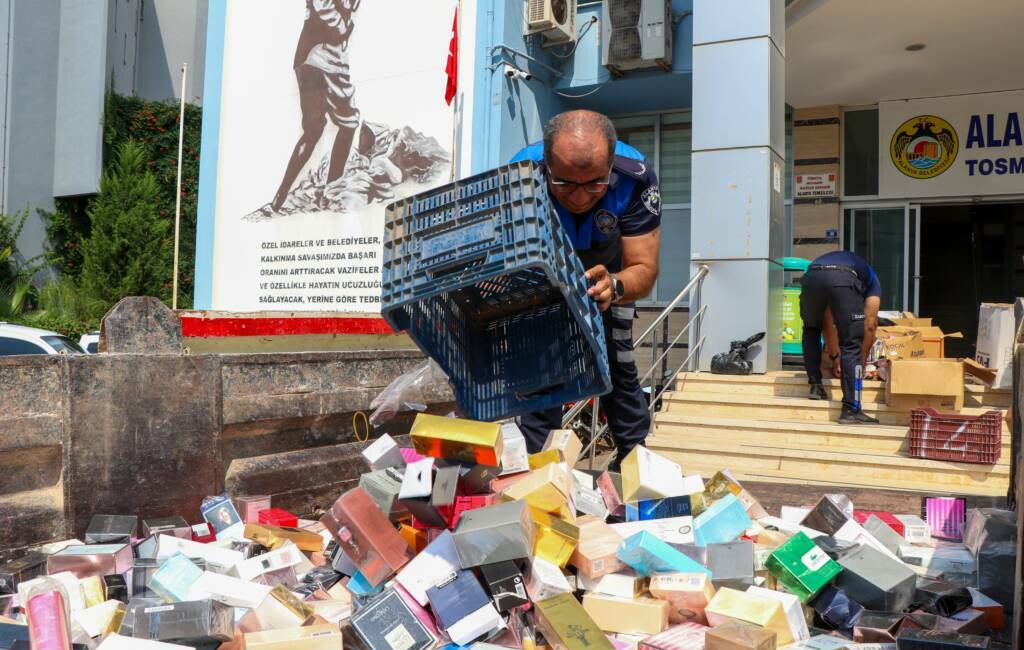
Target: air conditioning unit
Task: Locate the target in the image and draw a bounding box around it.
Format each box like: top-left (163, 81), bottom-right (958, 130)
top-left (601, 0), bottom-right (672, 74)
top-left (525, 0), bottom-right (577, 47)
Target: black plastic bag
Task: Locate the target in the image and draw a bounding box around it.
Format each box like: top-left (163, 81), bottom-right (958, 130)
top-left (710, 332), bottom-right (765, 375)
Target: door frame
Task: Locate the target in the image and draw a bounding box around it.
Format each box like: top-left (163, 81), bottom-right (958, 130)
top-left (840, 201), bottom-right (920, 313)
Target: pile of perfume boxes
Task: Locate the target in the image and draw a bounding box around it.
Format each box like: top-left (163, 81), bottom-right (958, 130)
top-left (0, 413), bottom-right (1015, 650)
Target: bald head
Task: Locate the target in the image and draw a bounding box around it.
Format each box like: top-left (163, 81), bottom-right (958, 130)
top-left (543, 110), bottom-right (617, 170)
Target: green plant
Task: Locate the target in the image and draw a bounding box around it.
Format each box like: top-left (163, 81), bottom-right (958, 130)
top-left (10, 277), bottom-right (102, 338)
top-left (0, 208), bottom-right (46, 286)
top-left (79, 140), bottom-right (172, 310)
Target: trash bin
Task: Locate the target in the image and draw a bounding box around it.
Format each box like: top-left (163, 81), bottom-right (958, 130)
top-left (779, 257), bottom-right (810, 357)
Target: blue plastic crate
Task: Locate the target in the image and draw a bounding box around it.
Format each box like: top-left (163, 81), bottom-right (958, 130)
top-left (381, 161), bottom-right (610, 421)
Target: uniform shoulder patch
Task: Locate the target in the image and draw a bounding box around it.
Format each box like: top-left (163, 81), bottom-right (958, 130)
top-left (612, 155), bottom-right (651, 181)
top-left (641, 185), bottom-right (661, 214)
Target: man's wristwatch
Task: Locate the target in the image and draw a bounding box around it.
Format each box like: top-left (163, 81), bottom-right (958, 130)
top-left (610, 274), bottom-right (625, 302)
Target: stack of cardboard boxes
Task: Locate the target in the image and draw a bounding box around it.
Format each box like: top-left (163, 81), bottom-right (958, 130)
top-left (0, 414), bottom-right (1014, 649)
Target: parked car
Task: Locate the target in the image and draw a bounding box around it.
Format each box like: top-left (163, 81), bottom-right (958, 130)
top-left (79, 331), bottom-right (100, 354)
top-left (0, 322), bottom-right (86, 356)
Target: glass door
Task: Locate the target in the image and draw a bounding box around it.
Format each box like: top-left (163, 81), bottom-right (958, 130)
top-left (842, 203), bottom-right (920, 312)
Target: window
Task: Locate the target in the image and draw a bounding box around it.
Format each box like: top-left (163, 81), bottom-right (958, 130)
top-left (42, 336), bottom-right (85, 354)
top-left (844, 109), bottom-right (879, 196)
top-left (0, 337), bottom-right (47, 356)
top-left (659, 113), bottom-right (691, 204)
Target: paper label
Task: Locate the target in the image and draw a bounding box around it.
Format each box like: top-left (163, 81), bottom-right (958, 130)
top-left (144, 605), bottom-right (175, 613)
top-left (591, 559), bottom-right (604, 572)
top-left (385, 624), bottom-right (416, 650)
top-left (801, 547), bottom-right (828, 572)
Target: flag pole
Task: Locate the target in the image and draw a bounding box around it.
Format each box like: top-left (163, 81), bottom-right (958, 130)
top-left (172, 63), bottom-right (187, 311)
top-left (449, 0), bottom-right (461, 181)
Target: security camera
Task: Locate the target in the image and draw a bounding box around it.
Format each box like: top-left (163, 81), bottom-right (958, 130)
top-left (502, 64), bottom-right (532, 82)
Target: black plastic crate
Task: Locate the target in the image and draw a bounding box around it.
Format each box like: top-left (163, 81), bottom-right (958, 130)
top-left (381, 162), bottom-right (610, 421)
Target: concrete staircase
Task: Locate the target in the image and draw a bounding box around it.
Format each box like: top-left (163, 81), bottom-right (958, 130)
top-left (647, 371), bottom-right (1012, 497)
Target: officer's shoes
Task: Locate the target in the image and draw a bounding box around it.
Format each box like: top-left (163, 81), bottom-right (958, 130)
top-left (838, 406), bottom-right (880, 425)
top-left (808, 383), bottom-right (828, 400)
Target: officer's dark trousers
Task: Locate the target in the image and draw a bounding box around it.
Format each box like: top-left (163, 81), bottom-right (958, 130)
top-left (800, 268), bottom-right (866, 410)
top-left (519, 304), bottom-right (650, 458)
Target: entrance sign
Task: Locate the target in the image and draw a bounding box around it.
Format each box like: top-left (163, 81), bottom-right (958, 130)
top-left (879, 90), bottom-right (1024, 199)
top-left (194, 0), bottom-right (455, 311)
top-left (794, 173), bottom-right (836, 199)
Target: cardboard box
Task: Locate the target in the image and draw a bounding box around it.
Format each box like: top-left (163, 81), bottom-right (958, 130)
top-left (708, 541), bottom-right (756, 591)
top-left (499, 422), bottom-right (530, 475)
top-left (836, 545), bottom-right (917, 612)
top-left (479, 560), bottom-right (529, 612)
top-left (885, 359), bottom-right (964, 411)
top-left (746, 585), bottom-right (810, 645)
top-left (975, 302), bottom-right (1013, 389)
top-left (395, 530), bottom-right (462, 606)
top-left (637, 622), bottom-right (709, 650)
top-left (875, 327), bottom-right (926, 361)
top-left (648, 572), bottom-right (716, 625)
top-left (320, 486), bottom-right (414, 586)
top-left (582, 593), bottom-right (668, 635)
top-left (570, 517), bottom-right (624, 579)
top-left (362, 433), bottom-right (406, 471)
top-left (531, 508), bottom-right (580, 568)
top-left (187, 570), bottom-right (271, 609)
top-left (501, 463), bottom-right (574, 514)
top-left (244, 523), bottom-right (324, 552)
top-left (695, 494), bottom-right (752, 547)
top-left (410, 413), bottom-right (503, 466)
top-left (534, 592), bottom-right (615, 650)
top-left (611, 516), bottom-right (695, 546)
top-left (150, 553), bottom-right (204, 602)
top-left (704, 621), bottom-right (777, 650)
top-left (130, 599), bottom-right (234, 645)
top-left (451, 500), bottom-right (535, 568)
top-left (244, 624), bottom-right (344, 649)
top-left (542, 429), bottom-right (583, 468)
top-left (617, 531), bottom-right (710, 576)
top-left (525, 556), bottom-right (573, 602)
top-left (46, 543), bottom-right (134, 579)
top-left (621, 447), bottom-right (686, 502)
top-left (0, 553), bottom-right (46, 595)
top-left (350, 588), bottom-right (439, 650)
top-left (878, 325), bottom-right (963, 359)
top-left (706, 587), bottom-right (793, 646)
top-left (425, 569), bottom-right (502, 646)
top-left (254, 583), bottom-right (316, 629)
top-left (85, 515), bottom-right (138, 545)
top-left (764, 532), bottom-right (841, 602)
top-left (578, 569), bottom-right (646, 599)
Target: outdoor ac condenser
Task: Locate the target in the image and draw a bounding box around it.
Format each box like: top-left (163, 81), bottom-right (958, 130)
top-left (601, 0), bottom-right (672, 73)
top-left (524, 0), bottom-right (577, 47)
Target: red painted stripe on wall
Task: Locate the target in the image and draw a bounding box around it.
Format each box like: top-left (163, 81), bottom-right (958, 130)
top-left (181, 316), bottom-right (395, 338)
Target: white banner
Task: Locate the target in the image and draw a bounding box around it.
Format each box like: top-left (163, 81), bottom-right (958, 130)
top-left (204, 0), bottom-right (455, 311)
top-left (879, 90), bottom-right (1024, 199)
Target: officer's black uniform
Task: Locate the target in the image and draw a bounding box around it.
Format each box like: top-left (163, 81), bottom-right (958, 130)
top-left (509, 140), bottom-right (662, 464)
top-left (800, 250), bottom-right (881, 412)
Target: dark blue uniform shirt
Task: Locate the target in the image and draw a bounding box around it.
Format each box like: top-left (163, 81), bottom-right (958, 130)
top-left (510, 140), bottom-right (661, 272)
top-left (811, 250), bottom-right (882, 298)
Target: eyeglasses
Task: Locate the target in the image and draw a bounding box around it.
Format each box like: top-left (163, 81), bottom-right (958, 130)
top-left (544, 165), bottom-right (611, 195)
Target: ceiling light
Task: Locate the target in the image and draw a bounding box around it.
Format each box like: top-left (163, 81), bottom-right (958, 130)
top-left (905, 43), bottom-right (926, 52)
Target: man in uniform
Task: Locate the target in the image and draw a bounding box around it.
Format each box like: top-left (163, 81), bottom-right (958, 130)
top-left (273, 0), bottom-right (365, 211)
top-left (510, 110), bottom-right (661, 470)
top-left (800, 250), bottom-right (881, 424)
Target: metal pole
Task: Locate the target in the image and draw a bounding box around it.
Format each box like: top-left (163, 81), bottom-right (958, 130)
top-left (588, 397), bottom-right (599, 470)
top-left (172, 63), bottom-right (187, 311)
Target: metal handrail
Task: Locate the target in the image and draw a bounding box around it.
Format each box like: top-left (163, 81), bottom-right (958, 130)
top-left (562, 264), bottom-right (709, 429)
top-left (565, 265), bottom-right (710, 467)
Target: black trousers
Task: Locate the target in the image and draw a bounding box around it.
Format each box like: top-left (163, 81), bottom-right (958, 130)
top-left (518, 304), bottom-right (650, 458)
top-left (800, 268), bottom-right (866, 410)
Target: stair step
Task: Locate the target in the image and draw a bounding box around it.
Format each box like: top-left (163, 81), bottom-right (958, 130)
top-left (673, 372), bottom-right (1010, 409)
top-left (654, 414), bottom-right (1011, 457)
top-left (660, 391), bottom-right (1009, 430)
top-left (645, 436), bottom-right (1009, 497)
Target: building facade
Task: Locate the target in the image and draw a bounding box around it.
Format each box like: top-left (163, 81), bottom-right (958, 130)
top-left (1, 0), bottom-right (207, 264)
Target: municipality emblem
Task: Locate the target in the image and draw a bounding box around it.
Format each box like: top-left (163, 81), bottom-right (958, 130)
top-left (594, 209), bottom-right (618, 234)
top-left (890, 115), bottom-right (958, 179)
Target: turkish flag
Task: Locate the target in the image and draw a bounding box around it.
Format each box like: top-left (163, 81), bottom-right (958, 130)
top-left (445, 8), bottom-right (458, 106)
